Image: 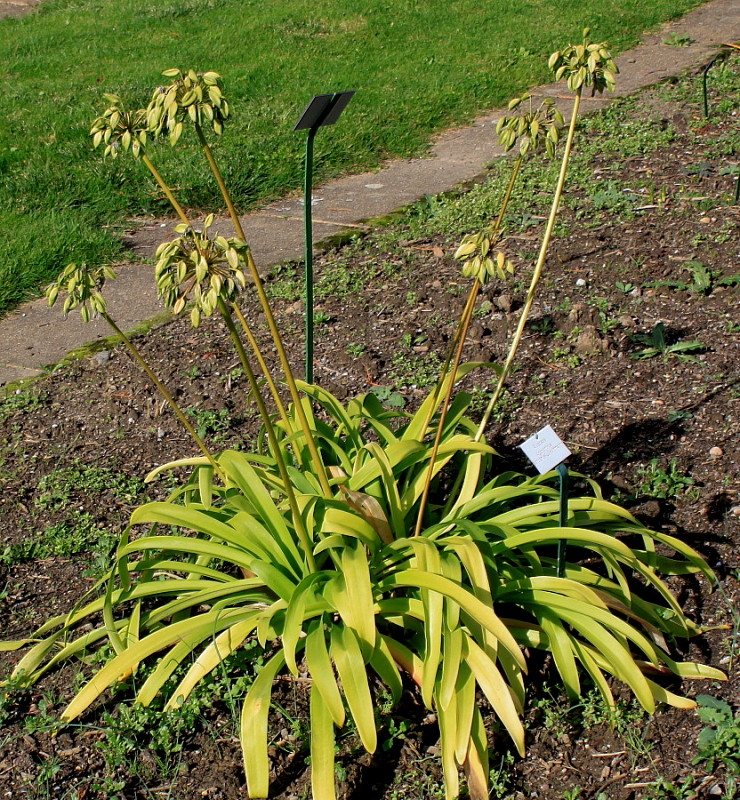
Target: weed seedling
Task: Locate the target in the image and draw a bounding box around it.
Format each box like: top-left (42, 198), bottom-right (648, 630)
top-left (630, 322), bottom-right (704, 361)
top-left (692, 694), bottom-right (740, 795)
top-left (634, 458), bottom-right (697, 499)
top-left (662, 33), bottom-right (694, 46)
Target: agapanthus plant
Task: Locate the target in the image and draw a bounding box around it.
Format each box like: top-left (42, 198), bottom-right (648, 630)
top-left (2, 33), bottom-right (724, 800)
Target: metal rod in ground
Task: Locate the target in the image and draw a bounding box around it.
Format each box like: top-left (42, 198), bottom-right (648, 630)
top-left (303, 127), bottom-right (316, 383)
top-left (555, 462), bottom-right (569, 577)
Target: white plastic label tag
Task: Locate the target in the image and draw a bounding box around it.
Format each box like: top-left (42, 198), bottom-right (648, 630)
top-left (519, 425), bottom-right (571, 474)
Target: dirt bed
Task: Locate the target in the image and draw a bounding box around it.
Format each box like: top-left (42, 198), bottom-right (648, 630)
top-left (0, 60), bottom-right (738, 800)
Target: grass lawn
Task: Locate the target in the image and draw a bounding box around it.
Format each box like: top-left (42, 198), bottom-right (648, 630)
top-left (0, 0), bottom-right (704, 314)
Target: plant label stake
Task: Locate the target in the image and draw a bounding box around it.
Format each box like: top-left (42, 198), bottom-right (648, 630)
top-left (293, 91), bottom-right (355, 382)
top-left (520, 425), bottom-right (572, 577)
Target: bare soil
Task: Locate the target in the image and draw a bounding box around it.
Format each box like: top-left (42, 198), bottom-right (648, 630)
top-left (0, 64), bottom-right (738, 799)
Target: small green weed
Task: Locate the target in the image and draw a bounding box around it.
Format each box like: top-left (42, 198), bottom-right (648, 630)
top-left (645, 775), bottom-right (696, 799)
top-left (662, 33), bottom-right (694, 46)
top-left (369, 385), bottom-right (406, 409)
top-left (35, 462), bottom-right (144, 511)
top-left (645, 261), bottom-right (740, 296)
top-left (634, 458), bottom-right (697, 499)
top-left (184, 407), bottom-right (233, 444)
top-left (588, 183), bottom-right (634, 215)
top-left (692, 695), bottom-right (740, 796)
top-left (488, 751), bottom-right (516, 800)
top-left (0, 515), bottom-right (115, 565)
top-left (630, 322), bottom-right (704, 361)
top-left (0, 388), bottom-right (44, 422)
top-left (387, 351), bottom-right (443, 389)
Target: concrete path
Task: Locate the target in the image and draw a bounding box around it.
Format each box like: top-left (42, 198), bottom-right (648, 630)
top-left (1, 0), bottom-right (739, 386)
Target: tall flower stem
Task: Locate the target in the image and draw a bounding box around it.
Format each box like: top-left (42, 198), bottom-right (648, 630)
top-left (414, 155), bottom-right (523, 534)
top-left (218, 299), bottom-right (316, 570)
top-left (141, 154), bottom-right (190, 227)
top-left (418, 155), bottom-right (522, 440)
top-left (100, 311), bottom-right (223, 479)
top-left (140, 153), bottom-right (291, 457)
top-left (195, 124), bottom-right (332, 498)
top-left (475, 91), bottom-right (582, 442)
top-left (230, 302), bottom-right (290, 430)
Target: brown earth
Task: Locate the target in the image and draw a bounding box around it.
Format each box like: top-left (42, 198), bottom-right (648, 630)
top-left (0, 60), bottom-right (738, 800)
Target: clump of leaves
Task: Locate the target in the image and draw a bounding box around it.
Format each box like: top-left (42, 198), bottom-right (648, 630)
top-left (692, 695), bottom-right (739, 795)
top-left (630, 322), bottom-right (704, 361)
top-left (644, 261), bottom-right (740, 296)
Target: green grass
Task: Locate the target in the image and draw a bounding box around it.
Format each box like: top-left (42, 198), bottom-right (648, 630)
top-left (0, 0), bottom-right (703, 314)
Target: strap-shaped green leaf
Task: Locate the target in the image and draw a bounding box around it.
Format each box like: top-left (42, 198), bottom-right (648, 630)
top-left (63, 607), bottom-right (250, 723)
top-left (539, 609), bottom-right (580, 699)
top-left (305, 622), bottom-right (345, 727)
top-left (368, 635), bottom-right (403, 706)
top-left (241, 650), bottom-right (286, 799)
top-left (296, 381), bottom-right (364, 454)
top-left (219, 450), bottom-right (292, 542)
top-left (465, 637), bottom-right (525, 756)
top-left (570, 636), bottom-right (615, 713)
top-left (383, 569), bottom-right (525, 670)
top-left (464, 706), bottom-right (490, 800)
top-left (339, 542), bottom-right (377, 654)
top-left (331, 625), bottom-right (376, 753)
top-left (349, 440), bottom-right (425, 493)
top-left (310, 680), bottom-right (337, 800)
top-left (130, 502), bottom-right (248, 547)
top-left (445, 450), bottom-right (484, 516)
top-left (230, 509), bottom-right (304, 578)
top-left (402, 362), bottom-right (496, 442)
top-left (417, 544), bottom-right (443, 709)
top-left (363, 442), bottom-right (405, 536)
top-left (323, 505), bottom-right (383, 551)
top-left (454, 661), bottom-right (476, 763)
top-left (492, 527), bottom-right (636, 561)
top-left (439, 626), bottom-right (464, 711)
top-left (548, 605), bottom-right (654, 711)
top-left (166, 616), bottom-right (260, 708)
top-left (436, 687), bottom-right (460, 800)
top-left (402, 436), bottom-right (492, 513)
top-left (282, 573), bottom-right (325, 675)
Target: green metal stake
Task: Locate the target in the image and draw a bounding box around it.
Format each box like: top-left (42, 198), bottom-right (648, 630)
top-left (303, 126), bottom-right (317, 383)
top-left (294, 91), bottom-right (355, 384)
top-left (555, 462), bottom-right (569, 577)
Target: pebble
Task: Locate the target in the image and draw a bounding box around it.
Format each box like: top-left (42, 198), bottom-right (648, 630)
top-left (575, 278), bottom-right (587, 287)
top-left (91, 350), bottom-right (110, 366)
top-left (709, 446), bottom-right (723, 458)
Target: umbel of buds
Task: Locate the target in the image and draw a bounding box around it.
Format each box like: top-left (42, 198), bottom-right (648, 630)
top-left (548, 28), bottom-right (618, 94)
top-left (90, 94), bottom-right (148, 159)
top-left (147, 68), bottom-right (229, 145)
top-left (154, 214), bottom-right (247, 327)
top-left (496, 95), bottom-right (565, 158)
top-left (46, 263), bottom-right (115, 322)
top-left (454, 232), bottom-right (514, 284)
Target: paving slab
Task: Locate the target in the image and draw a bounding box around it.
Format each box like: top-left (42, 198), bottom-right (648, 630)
top-left (1, 0), bottom-right (739, 386)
